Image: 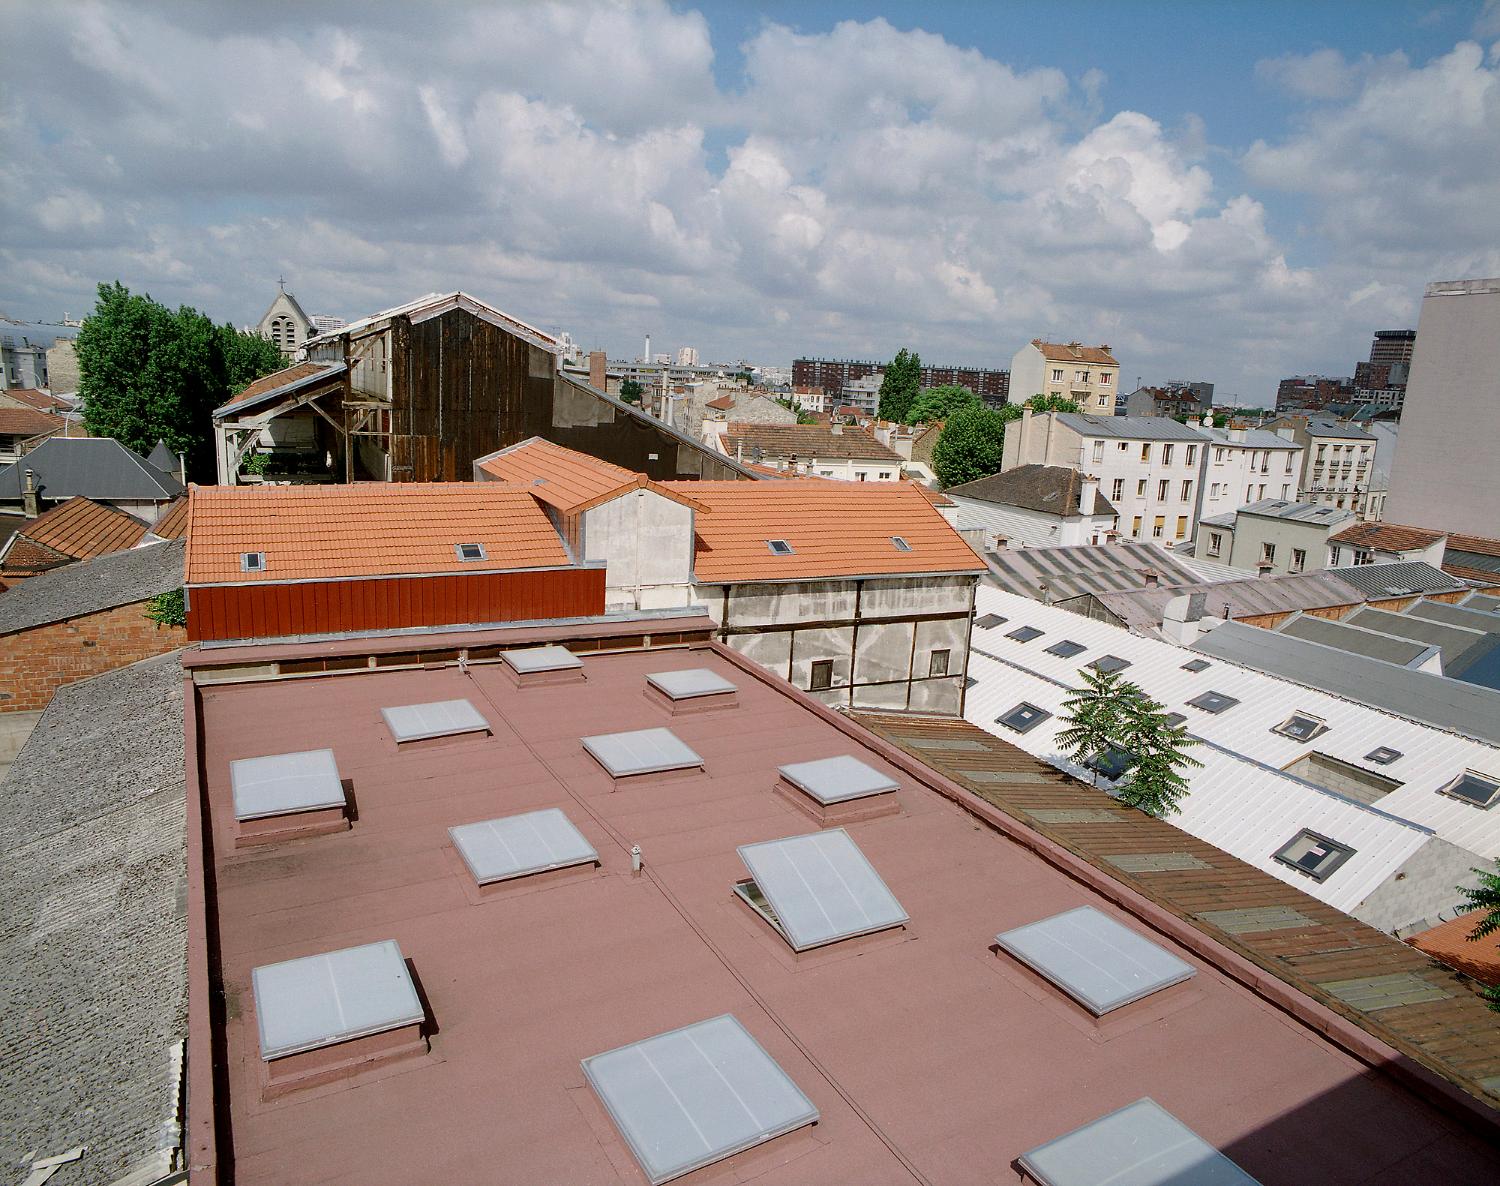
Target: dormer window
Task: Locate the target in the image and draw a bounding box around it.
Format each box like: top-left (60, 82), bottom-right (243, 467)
top-left (455, 543), bottom-right (487, 562)
top-left (767, 539), bottom-right (794, 555)
top-left (240, 551), bottom-right (265, 572)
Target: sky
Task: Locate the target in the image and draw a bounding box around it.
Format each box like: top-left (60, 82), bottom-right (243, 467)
top-left (3, 1), bottom-right (1499, 404)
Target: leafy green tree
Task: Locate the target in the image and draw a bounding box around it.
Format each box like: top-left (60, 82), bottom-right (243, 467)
top-left (1115, 692), bottom-right (1201, 816)
top-left (1458, 861), bottom-right (1500, 1011)
top-left (76, 281), bottom-right (283, 481)
top-left (905, 384), bottom-right (979, 425)
top-left (1024, 393), bottom-right (1081, 413)
top-left (930, 404), bottom-right (1019, 487)
top-left (876, 348), bottom-right (922, 422)
top-left (145, 587), bottom-right (187, 628)
top-left (775, 396), bottom-right (817, 424)
top-left (1056, 667), bottom-right (1132, 786)
top-left (619, 378), bottom-right (644, 405)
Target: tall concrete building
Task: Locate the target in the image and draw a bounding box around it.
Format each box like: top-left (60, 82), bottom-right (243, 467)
top-left (1385, 278), bottom-right (1500, 536)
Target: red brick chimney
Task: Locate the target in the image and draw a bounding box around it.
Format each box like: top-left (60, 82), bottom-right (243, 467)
top-left (588, 350), bottom-right (607, 391)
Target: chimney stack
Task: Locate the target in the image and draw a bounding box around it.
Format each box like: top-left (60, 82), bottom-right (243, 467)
top-left (644, 333), bottom-right (651, 364)
top-left (1141, 569), bottom-right (1160, 588)
top-left (22, 468), bottom-right (39, 518)
top-left (1078, 474), bottom-right (1098, 516)
top-left (588, 350), bottom-right (607, 391)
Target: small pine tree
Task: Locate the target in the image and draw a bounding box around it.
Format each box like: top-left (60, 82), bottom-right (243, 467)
top-left (1115, 693), bottom-right (1201, 816)
top-left (1055, 667), bottom-right (1132, 786)
top-left (1459, 860), bottom-right (1500, 1011)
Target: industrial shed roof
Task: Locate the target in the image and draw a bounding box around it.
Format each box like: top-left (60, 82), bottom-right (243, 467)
top-left (984, 541), bottom-right (1204, 601)
top-left (1086, 571), bottom-right (1367, 635)
top-left (302, 291), bottom-right (560, 353)
top-left (214, 360), bottom-right (345, 417)
top-left (0, 538), bottom-right (184, 636)
top-left (0, 652), bottom-right (187, 1184)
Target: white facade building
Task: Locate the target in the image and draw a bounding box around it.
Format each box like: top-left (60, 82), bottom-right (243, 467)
top-left (1193, 423), bottom-right (1303, 524)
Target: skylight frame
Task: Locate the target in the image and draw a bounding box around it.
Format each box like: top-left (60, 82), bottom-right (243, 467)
top-left (1364, 746), bottom-right (1403, 766)
top-left (1186, 690), bottom-right (1239, 714)
top-left (998, 702), bottom-right (1050, 733)
top-left (454, 542), bottom-right (488, 562)
top-left (581, 726), bottom-right (705, 778)
top-left (766, 539), bottom-right (795, 555)
top-left (1180, 658), bottom-right (1211, 673)
top-left (1273, 829), bottom-right (1356, 882)
top-left (1044, 639), bottom-right (1087, 658)
top-left (777, 755), bottom-right (898, 805)
top-left (381, 698), bottom-right (490, 744)
top-left (645, 668), bottom-right (738, 701)
top-left (1271, 711), bottom-right (1329, 743)
top-left (890, 535), bottom-right (912, 551)
top-left (449, 807), bottom-right (599, 885)
top-left (230, 748), bottom-right (345, 822)
top-left (1089, 655), bottom-right (1132, 674)
top-left (500, 644), bottom-right (584, 675)
top-left (974, 613), bottom-right (1008, 629)
top-left (1437, 770), bottom-right (1500, 810)
top-left (1085, 744), bottom-right (1136, 782)
top-left (1006, 625), bottom-right (1045, 643)
top-left (240, 551), bottom-right (266, 573)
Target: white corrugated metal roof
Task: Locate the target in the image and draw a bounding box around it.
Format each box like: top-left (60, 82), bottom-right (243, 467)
top-left (963, 587), bottom-right (1500, 913)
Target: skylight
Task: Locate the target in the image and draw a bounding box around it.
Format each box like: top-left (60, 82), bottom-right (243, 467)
top-left (381, 699), bottom-right (490, 744)
top-left (890, 535), bottom-right (912, 551)
top-left (582, 1015), bottom-right (819, 1186)
top-left (767, 539), bottom-right (794, 555)
top-left (230, 748), bottom-right (344, 821)
top-left (1180, 658), bottom-right (1211, 673)
top-left (1163, 712), bottom-right (1187, 728)
top-left (240, 551), bottom-right (265, 572)
top-left (646, 669), bottom-right (738, 701)
top-left (1273, 830), bottom-right (1356, 881)
top-left (1007, 625), bottom-right (1044, 643)
top-left (998, 703), bottom-right (1050, 733)
top-left (1438, 771), bottom-right (1500, 809)
top-left (1090, 655), bottom-right (1131, 674)
top-left (581, 727), bottom-right (704, 778)
top-left (1045, 640), bottom-right (1086, 658)
top-left (1018, 1098), bottom-right (1259, 1186)
top-left (974, 613), bottom-right (1008, 629)
top-left (1271, 712), bottom-right (1328, 742)
top-left (252, 940), bottom-right (424, 1060)
top-left (501, 645), bottom-right (583, 675)
top-left (778, 755), bottom-right (898, 805)
top-left (1364, 746), bottom-right (1403, 766)
top-left (736, 828), bottom-right (908, 952)
top-left (1086, 745), bottom-right (1136, 782)
top-left (995, 906), bottom-right (1195, 1016)
top-left (1186, 690), bottom-right (1239, 714)
top-left (454, 542), bottom-right (487, 561)
top-left (449, 807), bottom-right (598, 885)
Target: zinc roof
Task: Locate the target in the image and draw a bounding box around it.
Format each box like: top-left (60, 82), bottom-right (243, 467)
top-left (7, 495), bottom-right (147, 560)
top-left (472, 437), bottom-right (703, 515)
top-left (1055, 413), bottom-right (1208, 442)
top-left (184, 483), bottom-right (573, 584)
top-left (0, 437), bottom-right (183, 501)
top-left (984, 541), bottom-right (1204, 601)
top-left (657, 479), bottom-right (986, 583)
top-left (1326, 561), bottom-right (1464, 598)
top-left (1090, 572), bottom-right (1370, 636)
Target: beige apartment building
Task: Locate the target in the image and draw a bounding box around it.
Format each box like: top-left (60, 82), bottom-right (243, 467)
top-left (1008, 340), bottom-right (1120, 413)
top-left (1265, 415), bottom-right (1378, 517)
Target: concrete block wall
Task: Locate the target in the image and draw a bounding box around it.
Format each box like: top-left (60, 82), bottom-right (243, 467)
top-left (0, 601), bottom-right (185, 712)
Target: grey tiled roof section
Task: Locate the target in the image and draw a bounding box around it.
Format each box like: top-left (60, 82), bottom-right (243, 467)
top-left (1347, 606), bottom-right (1490, 662)
top-left (1298, 416), bottom-right (1376, 440)
top-left (0, 652), bottom-right (187, 1182)
top-left (0, 538), bottom-right (184, 636)
top-left (945, 464), bottom-right (1117, 517)
top-left (146, 440), bottom-right (177, 471)
top-left (984, 541), bottom-right (1203, 601)
top-left (1088, 570), bottom-right (1365, 634)
top-left (1325, 562), bottom-right (1464, 598)
top-left (1191, 620), bottom-right (1500, 746)
top-left (1055, 413), bottom-right (1210, 441)
top-left (0, 436), bottom-right (184, 500)
top-left (1237, 499), bottom-right (1353, 524)
top-left (1196, 426), bottom-right (1301, 449)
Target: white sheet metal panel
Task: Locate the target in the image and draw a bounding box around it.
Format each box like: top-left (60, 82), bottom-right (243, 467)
top-left (582, 1014), bottom-right (818, 1185)
top-left (1019, 1097), bottom-right (1260, 1186)
top-left (646, 669), bottom-right (738, 700)
top-left (252, 939), bottom-right (423, 1060)
top-left (449, 808), bottom-right (598, 884)
top-left (501, 645), bottom-right (583, 674)
top-left (230, 748), bottom-right (344, 821)
top-left (777, 755), bottom-right (898, 804)
top-left (381, 698), bottom-right (489, 743)
top-left (582, 727), bottom-right (704, 777)
top-left (967, 586), bottom-right (1500, 862)
top-left (738, 829), bottom-right (908, 951)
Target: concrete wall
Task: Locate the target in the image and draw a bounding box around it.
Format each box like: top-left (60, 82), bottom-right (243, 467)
top-left (1355, 837), bottom-right (1480, 935)
top-left (1226, 513), bottom-right (1334, 575)
top-left (0, 601), bottom-right (184, 712)
top-left (583, 490), bottom-right (695, 611)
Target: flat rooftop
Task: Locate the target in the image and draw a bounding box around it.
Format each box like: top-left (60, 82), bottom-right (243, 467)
top-left (190, 643), bottom-right (1500, 1183)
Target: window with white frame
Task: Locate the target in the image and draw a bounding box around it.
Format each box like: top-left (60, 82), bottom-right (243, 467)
top-left (1093, 441), bottom-right (1105, 461)
top-left (1162, 444), bottom-right (1174, 465)
top-left (1052, 368), bottom-right (1064, 381)
top-left (1110, 477), bottom-right (1123, 501)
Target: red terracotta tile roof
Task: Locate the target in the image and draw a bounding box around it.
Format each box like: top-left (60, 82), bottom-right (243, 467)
top-left (722, 422), bottom-right (902, 464)
top-left (150, 496), bottom-right (190, 540)
top-left (1, 388), bottom-right (71, 414)
top-left (705, 394), bottom-right (736, 411)
top-left (473, 437), bottom-right (704, 514)
top-left (659, 478), bottom-right (986, 582)
top-left (1448, 532), bottom-right (1500, 559)
top-left (0, 534), bottom-right (68, 578)
top-left (0, 405), bottom-right (65, 438)
top-left (13, 496), bottom-right (148, 560)
top-left (1031, 339), bottom-right (1118, 366)
top-left (1330, 521), bottom-right (1447, 552)
top-left (220, 361), bottom-right (341, 410)
top-left (1409, 912), bottom-right (1500, 988)
top-left (184, 483), bottom-right (573, 584)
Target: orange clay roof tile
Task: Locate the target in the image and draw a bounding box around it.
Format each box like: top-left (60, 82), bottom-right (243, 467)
top-left (16, 496), bottom-right (148, 559)
top-left (474, 437), bottom-right (703, 513)
top-left (0, 406), bottom-right (66, 437)
top-left (1329, 521), bottom-right (1447, 551)
top-left (658, 479), bottom-right (986, 582)
top-left (1030, 339), bottom-right (1119, 366)
top-left (185, 483), bottom-right (572, 584)
top-left (150, 496), bottom-right (190, 540)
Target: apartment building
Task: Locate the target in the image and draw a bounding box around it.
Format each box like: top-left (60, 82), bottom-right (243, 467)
top-left (1000, 409), bottom-right (1207, 545)
top-left (1008, 340), bottom-right (1120, 413)
top-left (1122, 381), bottom-right (1212, 418)
top-left (1192, 422), bottom-right (1303, 524)
top-left (1194, 499), bottom-right (1354, 574)
top-left (1265, 414), bottom-right (1378, 516)
top-left (1274, 374), bottom-right (1353, 413)
top-left (716, 422), bottom-right (906, 481)
top-left (792, 356), bottom-right (1009, 403)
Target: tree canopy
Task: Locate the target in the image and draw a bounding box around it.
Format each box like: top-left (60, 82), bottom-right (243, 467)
top-left (1024, 393), bottom-right (1081, 413)
top-left (1458, 860), bottom-right (1500, 1011)
top-left (905, 384), bottom-right (979, 425)
top-left (619, 378), bottom-right (644, 405)
top-left (76, 281), bottom-right (283, 481)
top-left (930, 403), bottom-right (1019, 487)
top-left (876, 348), bottom-right (921, 422)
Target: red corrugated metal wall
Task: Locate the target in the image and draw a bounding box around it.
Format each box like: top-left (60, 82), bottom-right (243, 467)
top-left (186, 569), bottom-right (606, 642)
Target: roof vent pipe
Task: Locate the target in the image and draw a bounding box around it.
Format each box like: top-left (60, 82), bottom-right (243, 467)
top-left (631, 845), bottom-right (643, 878)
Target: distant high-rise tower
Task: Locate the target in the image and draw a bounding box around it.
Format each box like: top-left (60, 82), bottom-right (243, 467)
top-left (677, 346), bottom-right (699, 367)
top-left (643, 334), bottom-right (651, 364)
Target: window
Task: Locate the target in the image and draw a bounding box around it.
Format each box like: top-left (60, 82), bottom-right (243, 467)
top-left (1187, 690), bottom-right (1239, 713)
top-left (1272, 712), bottom-right (1328, 742)
top-left (1329, 546), bottom-right (1343, 566)
top-left (1162, 444), bottom-right (1174, 465)
top-left (1274, 831), bottom-right (1356, 881)
top-left (1258, 484), bottom-right (1266, 499)
top-left (1364, 746), bottom-right (1402, 766)
top-left (1111, 478), bottom-right (1124, 501)
top-left (1214, 447), bottom-right (1226, 464)
top-left (1117, 441), bottom-right (1128, 451)
top-left (856, 472), bottom-right (867, 481)
top-left (1438, 771), bottom-right (1500, 809)
top-left (1353, 548), bottom-right (1374, 566)
top-left (974, 613), bottom-right (1008, 629)
top-left (1078, 370), bottom-right (1090, 383)
top-left (767, 539), bottom-right (795, 555)
top-left (1175, 516), bottom-right (1188, 539)
top-left (1285, 454), bottom-right (1294, 473)
top-left (455, 542), bottom-right (487, 562)
top-left (928, 649), bottom-right (951, 677)
top-left (1099, 372), bottom-right (1111, 384)
top-left (1092, 441), bottom-right (1105, 462)
top-left (1281, 484), bottom-right (1290, 499)
top-left (1181, 658), bottom-right (1211, 673)
top-left (1151, 515), bottom-right (1165, 538)
top-left (1136, 479), bottom-right (1147, 497)
top-left (1097, 395), bottom-right (1109, 408)
top-left (809, 660), bottom-right (833, 691)
top-left (1086, 745), bottom-right (1136, 781)
top-left (1180, 480), bottom-right (1192, 501)
top-left (878, 471), bottom-right (891, 479)
top-left (1052, 368), bottom-right (1064, 381)
top-left (1163, 712), bottom-right (1187, 727)
top-left (1090, 655), bottom-right (1131, 674)
top-left (1209, 483), bottom-right (1220, 499)
top-left (1045, 640), bottom-right (1086, 658)
top-left (1185, 444), bottom-right (1196, 464)
top-left (998, 703), bottom-right (1050, 733)
top-left (1006, 625), bottom-right (1044, 643)
top-left (1207, 532), bottom-right (1222, 557)
top-left (890, 536), bottom-right (912, 551)
top-left (1261, 542), bottom-right (1276, 565)
top-left (1140, 444), bottom-right (1151, 462)
top-left (240, 551), bottom-right (266, 572)
top-left (1157, 480), bottom-right (1169, 500)
top-left (1131, 515), bottom-right (1143, 537)
top-left (1290, 548), bottom-right (1306, 573)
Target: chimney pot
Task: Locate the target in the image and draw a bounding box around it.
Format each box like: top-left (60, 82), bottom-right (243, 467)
top-left (22, 468), bottom-right (39, 518)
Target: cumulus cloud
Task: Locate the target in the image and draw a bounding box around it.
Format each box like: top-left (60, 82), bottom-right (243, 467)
top-left (1, 2), bottom-right (1496, 402)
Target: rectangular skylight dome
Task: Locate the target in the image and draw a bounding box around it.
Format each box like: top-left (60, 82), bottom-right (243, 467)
top-left (995, 906), bottom-right (1194, 1015)
top-left (1018, 1097), bottom-right (1260, 1186)
top-left (449, 807), bottom-right (598, 884)
top-left (737, 828), bottom-right (907, 951)
top-left (646, 668), bottom-right (738, 700)
top-left (381, 698), bottom-right (489, 743)
top-left (501, 645), bottom-right (583, 675)
top-left (582, 1014), bottom-right (819, 1186)
top-left (230, 748), bottom-right (344, 821)
top-left (777, 755), bottom-right (898, 804)
top-left (582, 727), bottom-right (704, 777)
top-left (252, 939), bottom-right (423, 1060)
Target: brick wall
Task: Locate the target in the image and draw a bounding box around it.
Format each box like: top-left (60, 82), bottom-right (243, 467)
top-left (0, 600), bottom-right (185, 712)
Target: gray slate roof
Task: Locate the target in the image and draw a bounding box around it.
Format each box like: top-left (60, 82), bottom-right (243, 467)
top-left (1192, 620), bottom-right (1500, 746)
top-left (1278, 613), bottom-right (1437, 667)
top-left (985, 541), bottom-right (1203, 601)
top-left (0, 538), bottom-right (184, 636)
top-left (1091, 570), bottom-right (1367, 634)
top-left (1300, 416), bottom-right (1376, 440)
top-left (1196, 426), bottom-right (1301, 450)
top-left (146, 439), bottom-right (177, 472)
top-left (0, 652), bottom-right (187, 1182)
top-left (946, 464), bottom-right (1117, 517)
top-left (0, 437), bottom-right (184, 502)
top-left (1055, 413), bottom-right (1209, 441)
top-left (1237, 498), bottom-right (1354, 525)
top-left (1326, 561), bottom-right (1464, 598)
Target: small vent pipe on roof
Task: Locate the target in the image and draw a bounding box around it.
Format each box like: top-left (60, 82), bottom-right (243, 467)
top-left (631, 845), bottom-right (643, 877)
